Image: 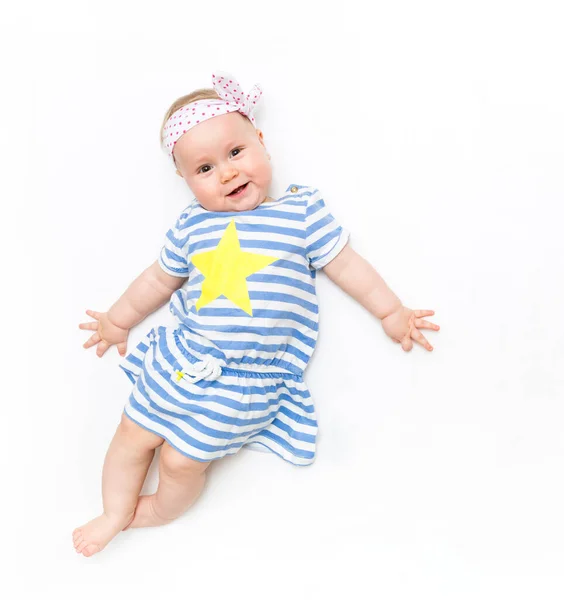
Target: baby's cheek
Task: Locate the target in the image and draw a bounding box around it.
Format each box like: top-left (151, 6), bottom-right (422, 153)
top-left (256, 160), bottom-right (273, 186)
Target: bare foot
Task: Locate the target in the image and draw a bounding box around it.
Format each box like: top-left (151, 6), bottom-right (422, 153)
top-left (123, 495), bottom-right (174, 530)
top-left (73, 513), bottom-right (134, 557)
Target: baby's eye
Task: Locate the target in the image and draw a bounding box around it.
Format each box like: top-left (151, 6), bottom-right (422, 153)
top-left (198, 148), bottom-right (242, 174)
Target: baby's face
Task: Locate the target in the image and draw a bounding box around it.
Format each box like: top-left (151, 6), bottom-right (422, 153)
top-left (173, 111), bottom-right (273, 212)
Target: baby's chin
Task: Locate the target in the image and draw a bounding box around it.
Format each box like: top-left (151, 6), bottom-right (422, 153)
top-left (226, 199), bottom-right (263, 212)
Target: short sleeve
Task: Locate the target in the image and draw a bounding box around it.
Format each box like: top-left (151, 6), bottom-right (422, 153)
top-left (157, 207), bottom-right (191, 277)
top-left (304, 188), bottom-right (350, 270)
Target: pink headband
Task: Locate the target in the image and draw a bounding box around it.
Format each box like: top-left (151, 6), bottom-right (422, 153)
top-left (162, 70), bottom-right (263, 161)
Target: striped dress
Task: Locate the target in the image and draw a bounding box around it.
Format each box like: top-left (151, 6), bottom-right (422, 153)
top-left (119, 184), bottom-right (349, 466)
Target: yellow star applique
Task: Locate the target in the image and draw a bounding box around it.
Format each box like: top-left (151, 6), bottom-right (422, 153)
top-left (191, 220), bottom-right (277, 316)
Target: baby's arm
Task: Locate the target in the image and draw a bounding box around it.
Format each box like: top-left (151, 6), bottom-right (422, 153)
top-left (323, 243), bottom-right (402, 320)
top-left (323, 243), bottom-right (439, 351)
top-left (107, 260), bottom-right (186, 329)
top-left (81, 261), bottom-right (187, 357)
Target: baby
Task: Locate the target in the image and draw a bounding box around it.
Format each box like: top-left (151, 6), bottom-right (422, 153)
top-left (73, 71), bottom-right (440, 557)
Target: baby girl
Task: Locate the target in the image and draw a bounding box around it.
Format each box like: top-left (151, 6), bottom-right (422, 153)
top-left (73, 70), bottom-right (440, 557)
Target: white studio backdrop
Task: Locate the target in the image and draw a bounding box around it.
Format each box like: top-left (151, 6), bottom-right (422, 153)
top-left (2, 0), bottom-right (563, 598)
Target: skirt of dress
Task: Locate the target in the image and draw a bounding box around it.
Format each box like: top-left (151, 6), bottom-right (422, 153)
top-left (119, 325), bottom-right (317, 466)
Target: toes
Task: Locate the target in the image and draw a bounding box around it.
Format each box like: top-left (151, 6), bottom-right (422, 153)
top-left (73, 531), bottom-right (102, 557)
top-left (83, 544), bottom-right (101, 557)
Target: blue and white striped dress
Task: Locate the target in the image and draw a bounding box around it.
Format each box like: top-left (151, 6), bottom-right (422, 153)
top-left (119, 184), bottom-right (349, 466)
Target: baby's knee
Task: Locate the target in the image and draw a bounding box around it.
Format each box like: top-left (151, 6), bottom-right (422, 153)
top-left (159, 442), bottom-right (210, 479)
top-left (118, 412), bottom-right (164, 450)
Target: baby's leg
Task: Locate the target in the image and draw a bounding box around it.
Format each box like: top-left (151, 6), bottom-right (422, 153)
top-left (72, 412), bottom-right (164, 557)
top-left (125, 441), bottom-right (211, 529)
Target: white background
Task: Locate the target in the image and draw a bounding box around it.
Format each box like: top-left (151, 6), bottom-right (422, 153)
top-left (3, 0), bottom-right (564, 597)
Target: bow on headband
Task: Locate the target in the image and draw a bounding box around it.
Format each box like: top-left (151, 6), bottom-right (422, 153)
top-left (162, 70), bottom-right (263, 160)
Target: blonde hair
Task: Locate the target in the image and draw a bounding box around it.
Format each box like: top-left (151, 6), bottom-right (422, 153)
top-left (160, 87), bottom-right (252, 169)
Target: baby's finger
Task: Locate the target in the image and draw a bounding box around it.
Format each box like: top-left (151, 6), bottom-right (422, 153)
top-left (414, 310), bottom-right (435, 318)
top-left (117, 342), bottom-right (127, 357)
top-left (86, 309), bottom-right (101, 320)
top-left (412, 328), bottom-right (433, 351)
top-left (96, 340), bottom-right (109, 357)
top-left (83, 332), bottom-right (100, 349)
top-left (401, 336), bottom-right (413, 352)
top-left (414, 318), bottom-right (440, 331)
top-left (78, 322), bottom-right (98, 331)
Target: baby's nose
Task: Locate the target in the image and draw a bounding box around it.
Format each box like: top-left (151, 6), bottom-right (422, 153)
top-left (220, 167), bottom-right (238, 183)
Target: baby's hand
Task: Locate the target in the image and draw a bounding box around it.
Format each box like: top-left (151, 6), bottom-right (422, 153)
top-left (381, 306), bottom-right (440, 352)
top-left (79, 310), bottom-right (129, 358)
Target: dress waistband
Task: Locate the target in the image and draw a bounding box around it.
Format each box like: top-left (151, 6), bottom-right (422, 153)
top-left (166, 327), bottom-right (304, 383)
top-left (176, 361), bottom-right (304, 384)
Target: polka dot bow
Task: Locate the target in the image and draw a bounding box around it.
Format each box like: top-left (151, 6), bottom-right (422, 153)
top-left (162, 70), bottom-right (263, 159)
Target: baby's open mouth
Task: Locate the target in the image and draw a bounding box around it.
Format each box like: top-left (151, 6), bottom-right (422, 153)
top-left (228, 182), bottom-right (249, 196)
